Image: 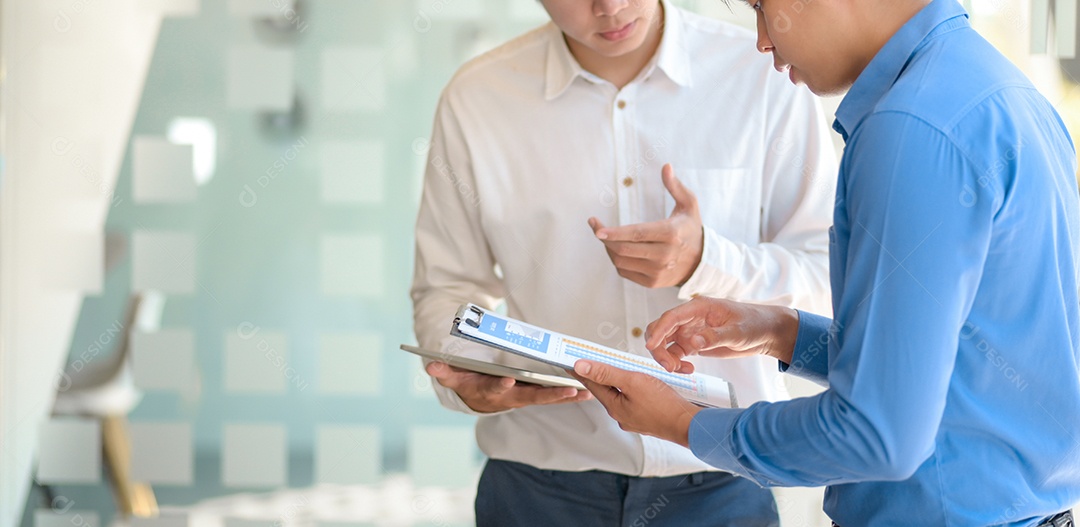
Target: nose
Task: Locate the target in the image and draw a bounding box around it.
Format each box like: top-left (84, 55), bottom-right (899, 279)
top-left (755, 13), bottom-right (773, 54)
top-left (594, 0), bottom-right (630, 17)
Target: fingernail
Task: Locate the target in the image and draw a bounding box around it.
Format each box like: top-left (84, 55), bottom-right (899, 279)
top-left (692, 335), bottom-right (706, 348)
top-left (596, 231), bottom-right (607, 240)
top-left (575, 361), bottom-right (592, 375)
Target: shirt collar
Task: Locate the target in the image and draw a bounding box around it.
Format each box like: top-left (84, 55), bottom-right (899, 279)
top-left (832, 0), bottom-right (969, 140)
top-left (544, 0), bottom-right (692, 101)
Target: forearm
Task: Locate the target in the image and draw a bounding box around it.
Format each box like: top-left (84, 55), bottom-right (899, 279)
top-left (679, 228), bottom-right (831, 315)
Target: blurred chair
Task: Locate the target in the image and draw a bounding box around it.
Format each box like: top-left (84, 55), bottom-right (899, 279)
top-left (50, 289), bottom-right (165, 518)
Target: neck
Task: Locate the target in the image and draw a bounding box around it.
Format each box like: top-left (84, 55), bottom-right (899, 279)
top-left (846, 0), bottom-right (932, 85)
top-left (566, 3), bottom-right (665, 89)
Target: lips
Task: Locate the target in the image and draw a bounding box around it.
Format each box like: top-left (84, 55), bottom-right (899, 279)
top-left (599, 20), bottom-right (637, 41)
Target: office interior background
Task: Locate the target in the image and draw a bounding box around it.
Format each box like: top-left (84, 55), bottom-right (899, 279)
top-left (1, 0), bottom-right (1078, 526)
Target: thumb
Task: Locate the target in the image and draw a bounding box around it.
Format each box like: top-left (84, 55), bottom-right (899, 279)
top-left (662, 164), bottom-right (697, 215)
top-left (425, 361), bottom-right (450, 378)
top-left (573, 359), bottom-right (629, 388)
top-left (588, 217), bottom-right (609, 240)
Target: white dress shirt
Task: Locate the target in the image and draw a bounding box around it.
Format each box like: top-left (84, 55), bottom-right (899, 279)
top-left (411, 1), bottom-right (837, 477)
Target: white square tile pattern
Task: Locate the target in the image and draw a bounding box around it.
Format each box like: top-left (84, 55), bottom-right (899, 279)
top-left (222, 424), bottom-right (287, 487)
top-left (130, 422), bottom-right (194, 485)
top-left (227, 47), bottom-right (295, 111)
top-left (315, 425), bottom-right (380, 485)
top-left (320, 140), bottom-right (385, 204)
top-left (132, 329), bottom-right (196, 391)
top-left (36, 418), bottom-right (100, 484)
top-left (224, 329), bottom-right (289, 393)
top-left (319, 234), bottom-right (383, 297)
top-left (132, 137), bottom-right (196, 203)
top-left (320, 47), bottom-right (385, 112)
top-left (132, 230), bottom-right (196, 294)
top-left (407, 426), bottom-right (476, 487)
top-left (318, 333), bottom-right (381, 395)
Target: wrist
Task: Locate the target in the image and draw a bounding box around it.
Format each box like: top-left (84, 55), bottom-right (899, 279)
top-left (768, 306), bottom-right (800, 365)
top-left (676, 225), bottom-right (706, 286)
top-left (672, 403), bottom-right (703, 448)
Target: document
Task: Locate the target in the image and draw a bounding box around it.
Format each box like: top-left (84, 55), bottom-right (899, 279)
top-left (451, 304), bottom-right (738, 409)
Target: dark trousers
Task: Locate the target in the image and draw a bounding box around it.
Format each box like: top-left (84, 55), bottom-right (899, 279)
top-left (475, 459), bottom-right (780, 527)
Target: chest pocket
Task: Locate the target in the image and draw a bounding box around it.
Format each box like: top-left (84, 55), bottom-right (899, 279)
top-left (664, 168), bottom-right (760, 244)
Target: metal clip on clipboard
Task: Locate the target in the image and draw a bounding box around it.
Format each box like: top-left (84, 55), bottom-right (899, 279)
top-left (455, 304), bottom-right (483, 329)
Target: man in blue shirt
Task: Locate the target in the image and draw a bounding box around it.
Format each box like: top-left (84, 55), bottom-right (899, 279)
top-left (571, 0), bottom-right (1080, 524)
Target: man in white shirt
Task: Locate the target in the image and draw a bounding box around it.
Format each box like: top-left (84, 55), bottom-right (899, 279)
top-left (411, 0), bottom-right (836, 524)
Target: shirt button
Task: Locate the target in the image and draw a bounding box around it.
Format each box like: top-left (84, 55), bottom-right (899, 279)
top-left (631, 327), bottom-right (643, 338)
top-left (690, 293), bottom-right (700, 299)
top-left (622, 177), bottom-right (634, 187)
top-left (617, 100), bottom-right (627, 109)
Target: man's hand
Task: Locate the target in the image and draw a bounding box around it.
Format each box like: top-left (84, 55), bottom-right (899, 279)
top-left (589, 164), bottom-right (703, 288)
top-left (426, 362), bottom-right (592, 414)
top-left (570, 360), bottom-right (702, 447)
top-left (645, 296), bottom-right (801, 373)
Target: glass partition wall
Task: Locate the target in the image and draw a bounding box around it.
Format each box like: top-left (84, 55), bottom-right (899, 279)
top-left (4, 1), bottom-right (1078, 526)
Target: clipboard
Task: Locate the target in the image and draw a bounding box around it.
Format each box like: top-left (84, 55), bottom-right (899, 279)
top-left (450, 304), bottom-right (738, 409)
top-left (401, 344), bottom-right (585, 389)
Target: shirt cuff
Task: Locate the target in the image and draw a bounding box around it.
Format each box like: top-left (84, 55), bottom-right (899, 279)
top-left (678, 226), bottom-right (744, 300)
top-left (688, 407), bottom-right (745, 475)
top-left (777, 310), bottom-right (831, 385)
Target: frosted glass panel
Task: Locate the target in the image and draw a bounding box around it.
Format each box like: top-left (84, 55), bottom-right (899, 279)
top-left (226, 47), bottom-right (295, 111)
top-left (132, 230), bottom-right (196, 294)
top-left (415, 0), bottom-right (484, 19)
top-left (131, 328), bottom-right (196, 391)
top-left (318, 333), bottom-right (381, 395)
top-left (320, 47), bottom-right (385, 112)
top-left (407, 426), bottom-right (476, 487)
top-left (132, 137), bottom-right (196, 203)
top-left (224, 330), bottom-right (289, 393)
top-left (35, 510), bottom-right (100, 527)
top-left (410, 356), bottom-right (436, 399)
top-left (36, 418), bottom-right (100, 484)
top-left (315, 425), bottom-right (380, 485)
top-left (224, 520), bottom-right (276, 527)
top-left (320, 140), bottom-right (385, 205)
top-left (130, 515), bottom-right (190, 527)
top-left (222, 424), bottom-right (287, 487)
top-left (509, 0), bottom-right (549, 21)
top-left (227, 0), bottom-right (295, 17)
top-left (319, 235), bottom-right (384, 297)
top-left (130, 422), bottom-right (194, 485)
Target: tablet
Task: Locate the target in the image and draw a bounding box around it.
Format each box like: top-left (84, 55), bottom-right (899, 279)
top-left (400, 344), bottom-right (585, 389)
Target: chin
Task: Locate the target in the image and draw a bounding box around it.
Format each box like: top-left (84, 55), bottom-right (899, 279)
top-left (807, 80), bottom-right (852, 98)
top-left (598, 41), bottom-right (643, 57)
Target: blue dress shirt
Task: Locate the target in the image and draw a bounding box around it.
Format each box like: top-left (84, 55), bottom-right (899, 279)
top-left (687, 1), bottom-right (1080, 525)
